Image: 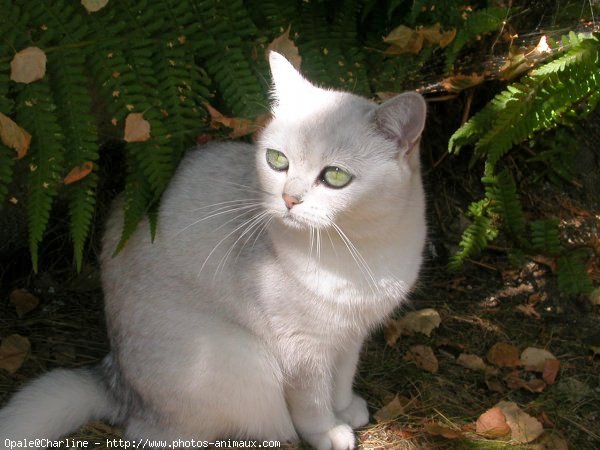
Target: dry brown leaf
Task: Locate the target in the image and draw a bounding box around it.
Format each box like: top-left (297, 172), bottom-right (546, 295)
top-left (0, 334), bottom-right (31, 374)
top-left (476, 407), bottom-right (511, 437)
top-left (532, 432), bottom-right (569, 450)
top-left (383, 318), bottom-right (402, 347)
top-left (124, 113), bottom-right (151, 143)
top-left (440, 73), bottom-right (485, 92)
top-left (81, 0), bottom-right (109, 13)
top-left (457, 353), bottom-right (488, 371)
top-left (64, 161), bottom-right (94, 185)
top-left (204, 103), bottom-right (270, 139)
top-left (9, 289), bottom-right (39, 318)
top-left (10, 47), bottom-right (47, 84)
top-left (423, 423), bottom-right (462, 439)
top-left (496, 401), bottom-right (544, 444)
top-left (0, 113), bottom-right (31, 159)
top-left (485, 378), bottom-right (506, 393)
top-left (504, 370), bottom-right (546, 393)
top-left (420, 23), bottom-right (457, 48)
top-left (384, 25), bottom-right (424, 55)
top-left (499, 47), bottom-right (533, 81)
top-left (267, 26), bottom-right (301, 70)
top-left (521, 347), bottom-right (557, 372)
top-left (373, 394), bottom-right (409, 423)
top-left (397, 308), bottom-right (441, 337)
top-left (404, 345), bottom-right (438, 373)
top-left (516, 302), bottom-right (541, 319)
top-left (589, 287), bottom-right (600, 306)
top-left (487, 342), bottom-right (521, 367)
top-left (542, 359), bottom-right (560, 385)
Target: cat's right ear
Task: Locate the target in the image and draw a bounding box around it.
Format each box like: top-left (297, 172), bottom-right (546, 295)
top-left (374, 92), bottom-right (427, 156)
top-left (268, 52), bottom-right (316, 114)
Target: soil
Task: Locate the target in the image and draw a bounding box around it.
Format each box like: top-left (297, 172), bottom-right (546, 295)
top-left (1, 104), bottom-right (599, 449)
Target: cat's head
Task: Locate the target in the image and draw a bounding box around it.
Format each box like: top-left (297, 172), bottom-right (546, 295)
top-left (256, 52), bottom-right (426, 233)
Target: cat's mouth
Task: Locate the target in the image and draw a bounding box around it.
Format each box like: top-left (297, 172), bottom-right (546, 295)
top-left (281, 211), bottom-right (324, 230)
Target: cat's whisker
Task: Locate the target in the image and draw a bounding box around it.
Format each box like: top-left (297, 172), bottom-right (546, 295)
top-left (189, 198), bottom-right (264, 213)
top-left (176, 203), bottom-right (264, 237)
top-left (330, 223), bottom-right (380, 297)
top-left (199, 209), bottom-right (269, 277)
top-left (215, 211), bottom-right (272, 278)
top-left (249, 215), bottom-right (274, 251)
top-left (235, 212), bottom-right (275, 261)
top-left (202, 178), bottom-right (270, 196)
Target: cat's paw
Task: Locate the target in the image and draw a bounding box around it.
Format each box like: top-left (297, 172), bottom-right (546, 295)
top-left (304, 423), bottom-right (355, 450)
top-left (335, 394), bottom-right (369, 429)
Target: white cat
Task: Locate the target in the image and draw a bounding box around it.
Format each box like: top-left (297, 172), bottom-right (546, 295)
top-left (0, 52), bottom-right (427, 450)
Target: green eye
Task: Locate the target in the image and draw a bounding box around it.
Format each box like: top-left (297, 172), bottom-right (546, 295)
top-left (266, 149), bottom-right (289, 171)
top-left (321, 166), bottom-right (352, 188)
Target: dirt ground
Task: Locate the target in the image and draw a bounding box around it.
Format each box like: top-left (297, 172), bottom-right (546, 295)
top-left (1, 105), bottom-right (599, 449)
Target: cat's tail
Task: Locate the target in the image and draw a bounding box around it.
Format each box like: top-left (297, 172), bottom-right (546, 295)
top-left (0, 367), bottom-right (115, 446)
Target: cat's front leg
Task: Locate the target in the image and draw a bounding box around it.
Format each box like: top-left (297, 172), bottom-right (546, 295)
top-left (332, 340), bottom-right (369, 429)
top-left (287, 373), bottom-right (355, 450)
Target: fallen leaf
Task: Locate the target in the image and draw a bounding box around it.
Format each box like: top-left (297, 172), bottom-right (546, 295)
top-left (81, 0), bottom-right (109, 13)
top-left (532, 432), bottom-right (569, 450)
top-left (9, 289), bottom-right (39, 318)
top-left (397, 308), bottom-right (441, 337)
top-left (383, 318), bottom-right (402, 347)
top-left (204, 103), bottom-right (270, 139)
top-left (0, 334), bottom-right (31, 374)
top-left (10, 47), bottom-right (47, 84)
top-left (0, 113), bottom-right (31, 159)
top-left (423, 423), bottom-right (462, 439)
top-left (420, 23), bottom-right (457, 48)
top-left (476, 407), bottom-right (511, 437)
top-left (589, 287), bottom-right (600, 306)
top-left (440, 73), bottom-right (485, 92)
top-left (485, 378), bottom-right (506, 393)
top-left (64, 161), bottom-right (94, 185)
top-left (521, 347), bottom-right (557, 372)
top-left (457, 353), bottom-right (487, 371)
top-left (516, 302), bottom-right (541, 319)
top-left (373, 394), bottom-right (410, 423)
top-left (487, 342), bottom-right (521, 367)
top-left (496, 401), bottom-right (544, 443)
top-left (404, 345), bottom-right (439, 373)
top-left (500, 49), bottom-right (532, 80)
top-left (267, 26), bottom-right (301, 70)
top-left (384, 25), bottom-right (424, 54)
top-left (124, 112), bottom-right (151, 143)
top-left (531, 255), bottom-right (558, 273)
top-left (542, 359), bottom-right (560, 385)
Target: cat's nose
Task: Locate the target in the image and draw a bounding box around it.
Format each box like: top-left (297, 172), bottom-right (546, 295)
top-left (282, 193), bottom-right (302, 210)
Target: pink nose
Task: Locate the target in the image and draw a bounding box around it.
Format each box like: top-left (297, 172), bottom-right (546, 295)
top-left (282, 193), bottom-right (301, 210)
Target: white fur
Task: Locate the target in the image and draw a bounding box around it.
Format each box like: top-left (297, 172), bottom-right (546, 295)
top-left (0, 53), bottom-right (427, 450)
top-left (0, 369), bottom-right (113, 445)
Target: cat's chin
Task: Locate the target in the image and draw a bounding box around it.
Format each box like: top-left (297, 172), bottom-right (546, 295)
top-left (280, 213), bottom-right (325, 230)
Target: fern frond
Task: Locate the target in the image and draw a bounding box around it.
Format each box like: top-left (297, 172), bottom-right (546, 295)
top-left (445, 7), bottom-right (507, 71)
top-left (48, 47), bottom-right (99, 271)
top-left (532, 32), bottom-right (599, 76)
top-left (450, 33), bottom-right (600, 167)
top-left (0, 144), bottom-right (15, 207)
top-left (557, 252), bottom-right (593, 295)
top-left (15, 82), bottom-right (65, 272)
top-left (449, 199), bottom-right (498, 271)
top-left (530, 219), bottom-right (561, 255)
top-left (483, 166), bottom-right (525, 237)
top-left (0, 60), bottom-right (14, 206)
top-left (114, 161), bottom-right (156, 255)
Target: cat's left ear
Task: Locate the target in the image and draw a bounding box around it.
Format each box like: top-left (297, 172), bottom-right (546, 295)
top-left (374, 92), bottom-right (427, 156)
